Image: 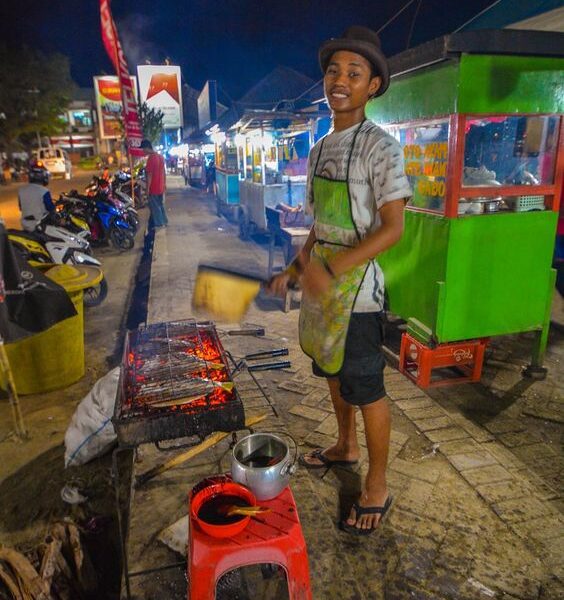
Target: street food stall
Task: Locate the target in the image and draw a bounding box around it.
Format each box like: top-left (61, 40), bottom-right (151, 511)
top-left (212, 126), bottom-right (241, 220)
top-left (232, 110), bottom-right (324, 239)
top-left (366, 30), bottom-right (563, 386)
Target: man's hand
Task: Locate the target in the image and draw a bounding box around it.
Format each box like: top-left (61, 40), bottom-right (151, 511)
top-left (266, 272), bottom-right (293, 297)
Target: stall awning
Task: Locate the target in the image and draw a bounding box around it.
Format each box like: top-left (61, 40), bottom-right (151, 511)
top-left (231, 108), bottom-right (329, 134)
top-left (388, 29), bottom-right (564, 77)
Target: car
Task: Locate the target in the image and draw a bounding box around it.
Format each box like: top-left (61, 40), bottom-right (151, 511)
top-left (33, 147), bottom-right (72, 179)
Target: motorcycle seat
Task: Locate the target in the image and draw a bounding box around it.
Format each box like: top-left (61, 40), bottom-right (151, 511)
top-left (8, 228), bottom-right (49, 243)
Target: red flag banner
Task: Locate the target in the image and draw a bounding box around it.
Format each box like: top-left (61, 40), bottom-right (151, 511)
top-left (99, 0), bottom-right (144, 156)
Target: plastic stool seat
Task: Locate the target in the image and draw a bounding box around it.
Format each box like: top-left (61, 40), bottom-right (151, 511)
top-left (399, 332), bottom-right (488, 388)
top-left (188, 485), bottom-right (312, 600)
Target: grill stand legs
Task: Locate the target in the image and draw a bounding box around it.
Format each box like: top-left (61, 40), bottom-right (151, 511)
top-left (112, 445), bottom-right (188, 599)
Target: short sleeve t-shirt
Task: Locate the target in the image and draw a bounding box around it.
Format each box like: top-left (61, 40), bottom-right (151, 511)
top-left (306, 120), bottom-right (411, 312)
top-left (146, 152), bottom-right (166, 195)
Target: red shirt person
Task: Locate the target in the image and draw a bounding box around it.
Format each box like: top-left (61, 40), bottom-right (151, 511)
top-left (141, 139), bottom-right (168, 228)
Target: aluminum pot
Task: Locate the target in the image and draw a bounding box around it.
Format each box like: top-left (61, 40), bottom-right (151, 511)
top-left (231, 433), bottom-right (297, 501)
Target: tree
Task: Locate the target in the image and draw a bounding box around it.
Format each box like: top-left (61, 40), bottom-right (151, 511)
top-left (0, 45), bottom-right (76, 153)
top-left (138, 102), bottom-right (164, 145)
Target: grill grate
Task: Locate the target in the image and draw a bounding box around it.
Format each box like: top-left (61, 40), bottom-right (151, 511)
top-left (113, 319), bottom-right (245, 446)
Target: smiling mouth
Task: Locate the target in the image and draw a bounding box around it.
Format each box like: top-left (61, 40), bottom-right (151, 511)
top-left (330, 91), bottom-right (349, 99)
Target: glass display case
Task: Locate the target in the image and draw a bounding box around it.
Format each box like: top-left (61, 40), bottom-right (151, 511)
top-left (388, 114), bottom-right (561, 216)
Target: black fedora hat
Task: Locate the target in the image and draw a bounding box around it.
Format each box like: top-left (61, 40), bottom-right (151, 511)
top-left (319, 26), bottom-right (390, 97)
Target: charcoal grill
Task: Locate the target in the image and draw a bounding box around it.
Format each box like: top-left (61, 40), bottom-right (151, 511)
top-left (113, 319), bottom-right (245, 446)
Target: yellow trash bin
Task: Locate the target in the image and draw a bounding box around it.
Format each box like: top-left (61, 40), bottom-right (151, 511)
top-left (5, 264), bottom-right (104, 395)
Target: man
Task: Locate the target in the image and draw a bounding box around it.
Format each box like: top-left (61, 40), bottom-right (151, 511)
top-left (19, 164), bottom-right (55, 231)
top-left (205, 158), bottom-right (216, 195)
top-left (141, 139), bottom-right (168, 228)
top-left (269, 26), bottom-right (411, 534)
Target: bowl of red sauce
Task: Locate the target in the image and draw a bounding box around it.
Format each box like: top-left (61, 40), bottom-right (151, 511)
top-left (190, 478), bottom-right (256, 538)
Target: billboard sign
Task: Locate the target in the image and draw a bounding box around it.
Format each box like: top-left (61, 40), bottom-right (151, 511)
top-left (93, 75), bottom-right (137, 140)
top-left (137, 65), bottom-right (183, 129)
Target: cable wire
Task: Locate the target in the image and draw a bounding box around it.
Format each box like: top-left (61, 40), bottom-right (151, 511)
top-left (406, 0), bottom-right (424, 49)
top-left (377, 0), bottom-right (419, 34)
top-left (453, 0), bottom-right (504, 33)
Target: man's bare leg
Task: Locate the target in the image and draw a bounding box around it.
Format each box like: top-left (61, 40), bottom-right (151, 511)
top-left (301, 377), bottom-right (360, 465)
top-left (346, 397), bottom-right (391, 530)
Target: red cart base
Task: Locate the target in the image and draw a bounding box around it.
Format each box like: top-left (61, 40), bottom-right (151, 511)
top-left (187, 484), bottom-right (312, 600)
top-left (399, 333), bottom-right (488, 388)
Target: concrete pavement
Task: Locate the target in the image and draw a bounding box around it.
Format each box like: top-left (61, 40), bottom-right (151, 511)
top-left (129, 178), bottom-right (563, 599)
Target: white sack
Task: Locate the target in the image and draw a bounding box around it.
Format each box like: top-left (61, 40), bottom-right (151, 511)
top-left (64, 367), bottom-right (120, 467)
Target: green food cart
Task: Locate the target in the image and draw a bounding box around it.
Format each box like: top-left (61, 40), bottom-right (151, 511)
top-left (366, 29), bottom-right (563, 384)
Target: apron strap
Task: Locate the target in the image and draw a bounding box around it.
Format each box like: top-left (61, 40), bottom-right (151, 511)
top-left (313, 136), bottom-right (326, 178)
top-left (346, 120), bottom-right (365, 242)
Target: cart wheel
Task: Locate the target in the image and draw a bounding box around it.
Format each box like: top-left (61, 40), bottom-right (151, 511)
top-left (522, 365), bottom-right (548, 380)
top-left (83, 276), bottom-right (108, 307)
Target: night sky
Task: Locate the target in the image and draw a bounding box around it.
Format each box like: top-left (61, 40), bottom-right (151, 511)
top-left (2, 0), bottom-right (495, 99)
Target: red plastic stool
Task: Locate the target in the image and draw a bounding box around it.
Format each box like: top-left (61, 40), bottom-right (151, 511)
top-left (187, 484), bottom-right (312, 600)
top-left (399, 332), bottom-right (488, 388)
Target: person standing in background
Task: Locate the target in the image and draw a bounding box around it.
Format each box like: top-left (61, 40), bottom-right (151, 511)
top-left (141, 139), bottom-right (168, 229)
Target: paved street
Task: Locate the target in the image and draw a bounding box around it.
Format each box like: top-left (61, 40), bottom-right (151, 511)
top-left (0, 171), bottom-right (94, 229)
top-left (123, 180), bottom-right (564, 600)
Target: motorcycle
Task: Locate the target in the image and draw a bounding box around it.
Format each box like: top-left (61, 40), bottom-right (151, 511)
top-left (112, 169), bottom-right (146, 208)
top-left (65, 190), bottom-right (135, 250)
top-left (27, 160), bottom-right (50, 186)
top-left (85, 177), bottom-right (140, 235)
top-left (8, 217), bottom-right (108, 307)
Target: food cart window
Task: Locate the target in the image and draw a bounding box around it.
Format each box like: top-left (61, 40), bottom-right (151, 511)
top-left (464, 115), bottom-right (559, 187)
top-left (252, 144), bottom-right (262, 183)
top-left (225, 143), bottom-right (238, 171)
top-left (279, 134), bottom-right (309, 178)
top-left (388, 119), bottom-right (449, 213)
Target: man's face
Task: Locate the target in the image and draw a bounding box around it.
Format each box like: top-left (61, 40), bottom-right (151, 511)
top-left (324, 50), bottom-right (381, 114)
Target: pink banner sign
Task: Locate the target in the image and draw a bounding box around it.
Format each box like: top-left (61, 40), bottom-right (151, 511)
top-left (99, 0), bottom-right (144, 156)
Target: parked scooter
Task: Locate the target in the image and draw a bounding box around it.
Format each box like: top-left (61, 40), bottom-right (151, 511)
top-left (65, 189), bottom-right (136, 250)
top-left (113, 168), bottom-right (146, 208)
top-left (8, 215), bottom-right (108, 307)
top-left (84, 177), bottom-right (140, 234)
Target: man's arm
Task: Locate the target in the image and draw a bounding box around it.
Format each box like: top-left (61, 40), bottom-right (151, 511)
top-left (145, 157), bottom-right (153, 192)
top-left (43, 191), bottom-right (55, 212)
top-left (267, 225), bottom-right (316, 295)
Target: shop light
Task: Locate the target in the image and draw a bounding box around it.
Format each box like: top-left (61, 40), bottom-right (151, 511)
top-left (234, 133), bottom-right (246, 147)
top-left (169, 143), bottom-right (188, 157)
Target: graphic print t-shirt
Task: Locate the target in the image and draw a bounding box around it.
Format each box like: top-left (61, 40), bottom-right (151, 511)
top-left (306, 120), bottom-right (411, 312)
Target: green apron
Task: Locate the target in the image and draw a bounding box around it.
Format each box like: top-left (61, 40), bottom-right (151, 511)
top-left (299, 121), bottom-right (371, 375)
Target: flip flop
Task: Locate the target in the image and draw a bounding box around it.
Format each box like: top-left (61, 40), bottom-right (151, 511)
top-left (339, 496), bottom-right (393, 536)
top-left (298, 448), bottom-right (359, 470)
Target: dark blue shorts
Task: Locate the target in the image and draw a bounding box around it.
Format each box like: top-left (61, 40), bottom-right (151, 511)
top-left (311, 312), bottom-right (387, 406)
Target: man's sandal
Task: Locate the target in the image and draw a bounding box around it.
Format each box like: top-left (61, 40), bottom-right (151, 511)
top-left (339, 496), bottom-right (393, 536)
top-left (298, 448), bottom-right (359, 470)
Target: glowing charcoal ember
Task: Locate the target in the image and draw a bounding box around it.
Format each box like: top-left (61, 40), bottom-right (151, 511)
top-left (112, 319), bottom-right (245, 446)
